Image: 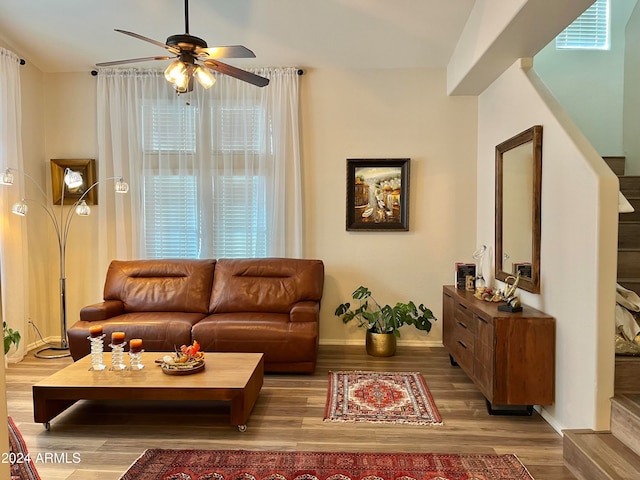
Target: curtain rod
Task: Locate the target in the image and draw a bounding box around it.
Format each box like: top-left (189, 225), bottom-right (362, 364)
top-left (90, 68), bottom-right (304, 76)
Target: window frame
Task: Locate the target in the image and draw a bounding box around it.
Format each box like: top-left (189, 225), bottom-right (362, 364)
top-left (555, 0), bottom-right (610, 51)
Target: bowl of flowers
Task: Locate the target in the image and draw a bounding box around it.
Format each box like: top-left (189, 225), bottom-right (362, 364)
top-left (157, 341), bottom-right (205, 375)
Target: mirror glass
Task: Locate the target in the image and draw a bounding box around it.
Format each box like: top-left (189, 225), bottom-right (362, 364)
top-left (495, 125), bottom-right (542, 293)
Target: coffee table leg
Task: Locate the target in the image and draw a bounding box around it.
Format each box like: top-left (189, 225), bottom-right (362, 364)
top-left (33, 393), bottom-right (78, 428)
top-left (229, 367), bottom-right (262, 430)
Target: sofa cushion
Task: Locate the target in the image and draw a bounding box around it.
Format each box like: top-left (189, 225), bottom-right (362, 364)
top-left (193, 313), bottom-right (318, 364)
top-left (209, 258), bottom-right (324, 313)
top-left (67, 312), bottom-right (205, 359)
top-left (104, 259), bottom-right (216, 314)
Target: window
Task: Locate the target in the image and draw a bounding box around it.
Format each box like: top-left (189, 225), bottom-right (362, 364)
top-left (141, 101), bottom-right (270, 260)
top-left (143, 175), bottom-right (200, 258)
top-left (212, 176), bottom-right (267, 258)
top-left (213, 105), bottom-right (267, 154)
top-left (556, 0), bottom-right (609, 50)
top-left (142, 104), bottom-right (197, 153)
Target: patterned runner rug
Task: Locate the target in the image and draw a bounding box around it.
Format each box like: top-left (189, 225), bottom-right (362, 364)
top-left (8, 416), bottom-right (41, 480)
top-left (120, 449), bottom-right (535, 480)
top-left (324, 370), bottom-right (442, 425)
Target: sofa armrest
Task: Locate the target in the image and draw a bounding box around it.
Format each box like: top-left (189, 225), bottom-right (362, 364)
top-left (80, 300), bottom-right (125, 322)
top-left (290, 301), bottom-right (319, 323)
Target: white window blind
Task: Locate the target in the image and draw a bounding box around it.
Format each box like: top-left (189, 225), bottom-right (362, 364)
top-left (212, 176), bottom-right (267, 258)
top-left (143, 175), bottom-right (200, 258)
top-left (142, 104), bottom-right (197, 153)
top-left (213, 105), bottom-right (266, 153)
top-left (556, 0), bottom-right (609, 50)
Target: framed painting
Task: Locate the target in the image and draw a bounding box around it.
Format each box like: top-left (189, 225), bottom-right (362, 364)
top-left (346, 158), bottom-right (410, 231)
top-left (51, 159), bottom-right (97, 205)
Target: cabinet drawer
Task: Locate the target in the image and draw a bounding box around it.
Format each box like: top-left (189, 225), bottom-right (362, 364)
top-left (452, 319), bottom-right (475, 355)
top-left (454, 302), bottom-right (476, 333)
top-left (450, 335), bottom-right (474, 374)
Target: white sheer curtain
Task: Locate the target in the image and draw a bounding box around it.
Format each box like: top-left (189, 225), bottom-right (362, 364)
top-left (97, 67), bottom-right (302, 262)
top-left (0, 47), bottom-right (27, 362)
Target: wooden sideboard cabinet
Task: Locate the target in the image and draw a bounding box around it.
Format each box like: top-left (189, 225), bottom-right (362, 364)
top-left (442, 285), bottom-right (555, 414)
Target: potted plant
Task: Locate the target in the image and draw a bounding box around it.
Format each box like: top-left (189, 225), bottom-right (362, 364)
top-left (3, 321), bottom-right (21, 355)
top-left (334, 286), bottom-right (436, 357)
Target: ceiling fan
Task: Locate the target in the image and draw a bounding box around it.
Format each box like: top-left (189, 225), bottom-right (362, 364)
top-left (96, 0), bottom-right (269, 93)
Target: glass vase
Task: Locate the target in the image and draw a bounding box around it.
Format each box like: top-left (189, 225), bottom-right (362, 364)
top-left (473, 245), bottom-right (488, 290)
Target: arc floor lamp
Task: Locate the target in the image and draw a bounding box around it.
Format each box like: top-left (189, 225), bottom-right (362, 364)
top-left (1, 165), bottom-right (128, 358)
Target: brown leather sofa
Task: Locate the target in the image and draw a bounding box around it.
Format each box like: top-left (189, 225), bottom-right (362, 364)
top-left (67, 257), bottom-right (325, 373)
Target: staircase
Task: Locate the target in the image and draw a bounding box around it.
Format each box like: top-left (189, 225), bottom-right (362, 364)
top-left (562, 157), bottom-right (640, 479)
top-left (564, 396), bottom-right (640, 479)
top-left (613, 156), bottom-right (640, 295)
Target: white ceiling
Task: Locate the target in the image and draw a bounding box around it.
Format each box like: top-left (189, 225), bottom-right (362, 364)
top-left (0, 0), bottom-right (476, 73)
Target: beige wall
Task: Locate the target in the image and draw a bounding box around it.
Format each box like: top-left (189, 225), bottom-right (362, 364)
top-left (300, 68), bottom-right (477, 344)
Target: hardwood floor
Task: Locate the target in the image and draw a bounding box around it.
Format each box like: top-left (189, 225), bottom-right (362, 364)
top-left (5, 344), bottom-right (576, 480)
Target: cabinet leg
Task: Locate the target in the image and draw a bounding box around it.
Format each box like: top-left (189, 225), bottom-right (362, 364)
top-left (485, 399), bottom-right (533, 416)
top-left (448, 354), bottom-right (458, 367)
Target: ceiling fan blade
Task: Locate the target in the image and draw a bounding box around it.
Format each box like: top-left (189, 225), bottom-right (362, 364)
top-left (203, 59), bottom-right (269, 87)
top-left (96, 56), bottom-right (173, 67)
top-left (115, 29), bottom-right (180, 54)
top-left (195, 45), bottom-right (256, 59)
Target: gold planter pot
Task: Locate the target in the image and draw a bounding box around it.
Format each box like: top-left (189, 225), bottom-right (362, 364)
top-left (365, 331), bottom-right (397, 357)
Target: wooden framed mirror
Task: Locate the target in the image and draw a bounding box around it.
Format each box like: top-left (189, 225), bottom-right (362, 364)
top-left (495, 125), bottom-right (542, 293)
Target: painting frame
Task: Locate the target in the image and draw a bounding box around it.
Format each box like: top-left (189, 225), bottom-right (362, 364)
top-left (346, 158), bottom-right (410, 231)
top-left (51, 159), bottom-right (97, 205)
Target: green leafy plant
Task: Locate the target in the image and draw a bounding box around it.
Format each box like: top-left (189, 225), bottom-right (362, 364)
top-left (3, 321), bottom-right (21, 355)
top-left (334, 286), bottom-right (436, 337)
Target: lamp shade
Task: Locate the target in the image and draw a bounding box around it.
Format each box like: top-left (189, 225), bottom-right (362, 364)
top-left (75, 200), bottom-right (91, 216)
top-left (1, 169), bottom-right (14, 185)
top-left (115, 178), bottom-right (129, 193)
top-left (194, 66), bottom-right (216, 89)
top-left (64, 169), bottom-right (83, 189)
top-left (164, 59), bottom-right (187, 84)
top-left (11, 200), bottom-right (28, 216)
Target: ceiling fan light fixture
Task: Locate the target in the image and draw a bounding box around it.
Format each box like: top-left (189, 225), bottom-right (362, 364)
top-left (194, 65), bottom-right (216, 89)
top-left (174, 72), bottom-right (194, 93)
top-left (97, 0), bottom-right (269, 91)
top-left (164, 59), bottom-right (186, 84)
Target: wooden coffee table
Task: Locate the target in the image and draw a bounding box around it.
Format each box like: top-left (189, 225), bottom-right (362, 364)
top-left (32, 352), bottom-right (264, 432)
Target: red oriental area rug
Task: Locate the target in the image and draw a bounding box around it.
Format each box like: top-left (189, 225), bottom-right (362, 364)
top-left (8, 416), bottom-right (41, 480)
top-left (324, 371), bottom-right (442, 425)
top-left (119, 449), bottom-right (535, 480)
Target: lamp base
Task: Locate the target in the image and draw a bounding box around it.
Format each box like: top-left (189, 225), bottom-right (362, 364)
top-left (35, 342), bottom-right (71, 359)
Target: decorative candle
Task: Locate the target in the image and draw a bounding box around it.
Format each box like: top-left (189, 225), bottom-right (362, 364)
top-left (111, 331), bottom-right (125, 344)
top-left (89, 325), bottom-right (103, 338)
top-left (129, 338), bottom-right (143, 353)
